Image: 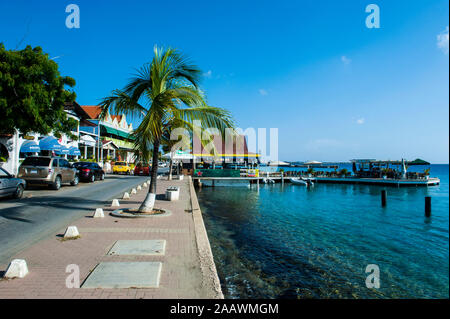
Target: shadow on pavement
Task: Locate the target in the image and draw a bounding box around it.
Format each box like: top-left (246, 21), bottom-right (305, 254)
top-left (0, 196), bottom-right (110, 223)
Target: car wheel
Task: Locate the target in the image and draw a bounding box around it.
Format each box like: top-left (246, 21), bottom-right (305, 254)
top-left (51, 176), bottom-right (62, 190)
top-left (13, 184), bottom-right (24, 199)
top-left (71, 175), bottom-right (79, 186)
top-left (90, 174), bottom-right (95, 183)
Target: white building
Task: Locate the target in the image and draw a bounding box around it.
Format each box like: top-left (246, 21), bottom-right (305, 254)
top-left (0, 102), bottom-right (90, 175)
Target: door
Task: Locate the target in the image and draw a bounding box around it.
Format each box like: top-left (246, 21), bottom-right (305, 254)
top-left (94, 164), bottom-right (102, 178)
top-left (0, 167), bottom-right (13, 196)
top-left (59, 159), bottom-right (73, 182)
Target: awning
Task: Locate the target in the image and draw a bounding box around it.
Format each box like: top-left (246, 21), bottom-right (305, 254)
top-left (80, 135), bottom-right (96, 147)
top-left (20, 140), bottom-right (40, 153)
top-left (102, 140), bottom-right (120, 150)
top-left (304, 160), bottom-right (322, 165)
top-left (268, 161), bottom-right (290, 166)
top-left (55, 145), bottom-right (70, 155)
top-left (39, 136), bottom-right (62, 152)
top-left (68, 146), bottom-right (81, 156)
top-left (101, 125), bottom-right (132, 140)
top-left (162, 150), bottom-right (196, 160)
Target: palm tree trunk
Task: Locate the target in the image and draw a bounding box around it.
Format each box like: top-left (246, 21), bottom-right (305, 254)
top-left (138, 138), bottom-right (160, 213)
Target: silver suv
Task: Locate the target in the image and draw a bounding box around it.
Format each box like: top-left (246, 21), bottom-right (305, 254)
top-left (18, 156), bottom-right (79, 190)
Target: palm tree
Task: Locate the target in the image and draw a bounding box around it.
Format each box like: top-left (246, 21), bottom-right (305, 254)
top-left (99, 46), bottom-right (234, 213)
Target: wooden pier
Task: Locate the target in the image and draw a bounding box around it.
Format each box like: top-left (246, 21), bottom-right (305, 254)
top-left (192, 175), bottom-right (440, 187)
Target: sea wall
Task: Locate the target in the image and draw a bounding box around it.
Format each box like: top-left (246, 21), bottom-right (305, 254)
top-left (188, 176), bottom-right (224, 299)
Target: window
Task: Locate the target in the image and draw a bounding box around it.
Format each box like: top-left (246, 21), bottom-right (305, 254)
top-left (60, 160), bottom-right (70, 168)
top-left (21, 157), bottom-right (51, 167)
top-left (0, 167), bottom-right (10, 178)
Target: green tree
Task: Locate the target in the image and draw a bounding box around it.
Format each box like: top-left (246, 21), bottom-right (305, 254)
top-left (0, 44), bottom-right (77, 136)
top-left (100, 46), bottom-right (234, 213)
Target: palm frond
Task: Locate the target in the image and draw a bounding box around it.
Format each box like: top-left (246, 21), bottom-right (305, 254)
top-left (98, 89), bottom-right (147, 120)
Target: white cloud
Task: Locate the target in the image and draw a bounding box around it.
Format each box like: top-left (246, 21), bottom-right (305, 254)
top-left (341, 55), bottom-right (352, 65)
top-left (203, 70), bottom-right (212, 78)
top-left (259, 89), bottom-right (268, 96)
top-left (356, 117), bottom-right (365, 125)
top-left (437, 26), bottom-right (449, 54)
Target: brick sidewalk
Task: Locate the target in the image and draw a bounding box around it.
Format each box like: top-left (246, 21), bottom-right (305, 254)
top-left (0, 177), bottom-right (221, 299)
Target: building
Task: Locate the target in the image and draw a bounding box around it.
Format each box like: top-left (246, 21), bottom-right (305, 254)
top-left (0, 102), bottom-right (90, 175)
top-left (78, 105), bottom-right (135, 163)
top-left (192, 133), bottom-right (260, 166)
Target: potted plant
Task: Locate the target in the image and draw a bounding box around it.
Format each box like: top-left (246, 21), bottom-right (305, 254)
top-left (307, 167), bottom-right (314, 178)
top-left (424, 168), bottom-right (430, 180)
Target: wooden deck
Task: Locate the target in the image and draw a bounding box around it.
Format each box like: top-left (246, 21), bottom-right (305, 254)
top-left (192, 175), bottom-right (440, 187)
top-left (314, 177), bottom-right (440, 186)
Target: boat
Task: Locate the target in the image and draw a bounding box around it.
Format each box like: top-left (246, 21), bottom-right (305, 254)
top-left (290, 177), bottom-right (315, 186)
top-left (262, 177), bottom-right (275, 184)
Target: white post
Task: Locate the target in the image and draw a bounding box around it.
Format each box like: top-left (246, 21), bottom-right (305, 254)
top-left (97, 122), bottom-right (100, 162)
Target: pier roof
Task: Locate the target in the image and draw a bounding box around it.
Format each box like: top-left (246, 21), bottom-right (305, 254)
top-left (192, 134), bottom-right (259, 158)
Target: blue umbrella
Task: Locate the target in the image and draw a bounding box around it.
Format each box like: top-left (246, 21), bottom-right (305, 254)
top-left (68, 146), bottom-right (81, 156)
top-left (55, 145), bottom-right (70, 155)
top-left (39, 136), bottom-right (62, 152)
top-left (20, 140), bottom-right (41, 153)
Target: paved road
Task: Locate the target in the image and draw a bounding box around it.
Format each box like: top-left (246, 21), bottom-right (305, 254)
top-left (0, 174), bottom-right (151, 264)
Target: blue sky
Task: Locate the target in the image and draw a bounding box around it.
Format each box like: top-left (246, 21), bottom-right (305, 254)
top-left (1, 0), bottom-right (448, 163)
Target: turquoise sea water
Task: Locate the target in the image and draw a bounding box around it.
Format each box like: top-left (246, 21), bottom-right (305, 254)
top-left (197, 164), bottom-right (449, 299)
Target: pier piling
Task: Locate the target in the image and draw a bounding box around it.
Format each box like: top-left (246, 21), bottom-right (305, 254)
top-left (381, 190), bottom-right (387, 207)
top-left (425, 196), bottom-right (432, 217)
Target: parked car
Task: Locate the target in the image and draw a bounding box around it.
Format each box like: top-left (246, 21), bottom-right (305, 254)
top-left (72, 162), bottom-right (105, 182)
top-left (134, 162), bottom-right (150, 176)
top-left (158, 161), bottom-right (167, 168)
top-left (18, 156), bottom-right (79, 190)
top-left (112, 162), bottom-right (133, 175)
top-left (0, 167), bottom-right (26, 199)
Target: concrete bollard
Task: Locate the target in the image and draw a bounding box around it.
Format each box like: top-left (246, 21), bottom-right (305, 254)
top-left (137, 185), bottom-right (142, 191)
top-left (425, 196), bottom-right (432, 217)
top-left (131, 188), bottom-right (137, 195)
top-left (143, 182), bottom-right (148, 188)
top-left (64, 226), bottom-right (80, 239)
top-left (4, 259), bottom-right (29, 278)
top-left (93, 208), bottom-right (104, 218)
top-left (381, 190), bottom-right (387, 207)
top-left (111, 199), bottom-right (120, 207)
top-left (166, 186), bottom-right (180, 201)
top-left (123, 192), bottom-right (130, 199)
top-left (178, 175), bottom-right (184, 181)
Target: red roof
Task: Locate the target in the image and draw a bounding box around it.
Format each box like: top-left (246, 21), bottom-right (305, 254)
top-left (192, 134), bottom-right (259, 157)
top-left (80, 105), bottom-right (102, 119)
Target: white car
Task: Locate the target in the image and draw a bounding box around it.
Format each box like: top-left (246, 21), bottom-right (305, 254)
top-left (158, 162), bottom-right (167, 168)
